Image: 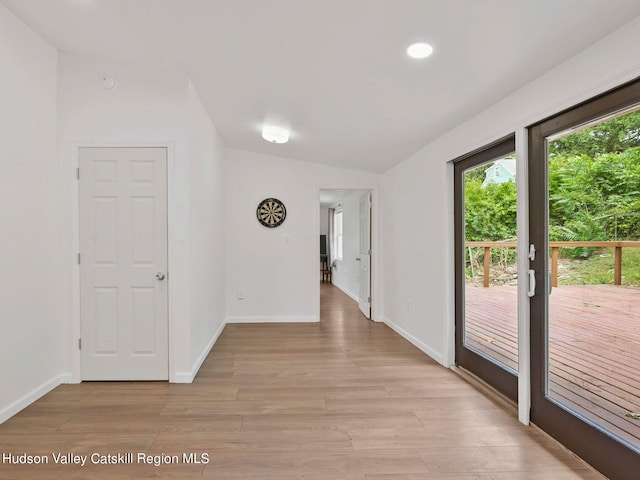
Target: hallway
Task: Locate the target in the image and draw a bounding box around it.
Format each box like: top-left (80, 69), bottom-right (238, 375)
top-left (0, 284), bottom-right (601, 478)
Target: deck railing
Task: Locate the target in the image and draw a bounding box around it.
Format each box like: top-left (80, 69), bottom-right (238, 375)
top-left (465, 241), bottom-right (640, 287)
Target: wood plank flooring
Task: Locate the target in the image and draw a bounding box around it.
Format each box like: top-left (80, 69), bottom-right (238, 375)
top-left (465, 284), bottom-right (640, 447)
top-left (0, 283), bottom-right (603, 479)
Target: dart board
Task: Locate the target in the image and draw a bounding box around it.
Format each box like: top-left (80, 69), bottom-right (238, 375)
top-left (256, 198), bottom-right (287, 228)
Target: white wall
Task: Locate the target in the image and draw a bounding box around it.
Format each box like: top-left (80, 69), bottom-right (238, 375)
top-left (0, 4), bottom-right (61, 422)
top-left (57, 54), bottom-right (224, 382)
top-left (381, 16), bottom-right (640, 367)
top-left (225, 149), bottom-right (378, 322)
top-left (382, 151), bottom-right (450, 364)
top-left (331, 191), bottom-right (361, 301)
top-left (187, 80), bottom-right (226, 375)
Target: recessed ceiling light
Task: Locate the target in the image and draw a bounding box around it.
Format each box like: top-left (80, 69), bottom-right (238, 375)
top-left (262, 125), bottom-right (290, 144)
top-left (407, 42), bottom-right (433, 59)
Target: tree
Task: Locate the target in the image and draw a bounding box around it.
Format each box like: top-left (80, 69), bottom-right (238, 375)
top-left (464, 177), bottom-right (516, 241)
top-left (548, 147), bottom-right (640, 250)
top-left (549, 110), bottom-right (640, 158)
top-left (464, 106), bottom-right (640, 261)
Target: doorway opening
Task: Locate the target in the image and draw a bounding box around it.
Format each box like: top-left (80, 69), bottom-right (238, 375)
top-left (319, 189), bottom-right (372, 320)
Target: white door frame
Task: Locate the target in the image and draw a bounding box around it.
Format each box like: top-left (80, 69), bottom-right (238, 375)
top-left (70, 142), bottom-right (176, 383)
top-left (315, 185), bottom-right (382, 322)
top-left (358, 191), bottom-right (372, 318)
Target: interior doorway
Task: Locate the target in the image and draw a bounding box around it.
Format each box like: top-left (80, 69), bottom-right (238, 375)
top-left (319, 189), bottom-right (372, 320)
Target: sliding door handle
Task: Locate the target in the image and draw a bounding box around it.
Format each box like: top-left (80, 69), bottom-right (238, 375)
top-left (528, 269), bottom-right (536, 297)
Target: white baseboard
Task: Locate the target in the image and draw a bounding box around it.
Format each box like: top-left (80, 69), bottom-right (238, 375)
top-left (58, 373), bottom-right (77, 384)
top-left (226, 315), bottom-right (318, 324)
top-left (332, 281), bottom-right (360, 303)
top-left (0, 374), bottom-right (67, 424)
top-left (173, 319), bottom-right (226, 384)
top-left (383, 316), bottom-right (445, 366)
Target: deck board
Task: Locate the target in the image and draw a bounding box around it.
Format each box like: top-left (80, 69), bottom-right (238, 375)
top-left (464, 284), bottom-right (640, 448)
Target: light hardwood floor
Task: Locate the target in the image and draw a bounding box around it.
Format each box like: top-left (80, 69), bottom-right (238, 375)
top-left (0, 283), bottom-right (604, 479)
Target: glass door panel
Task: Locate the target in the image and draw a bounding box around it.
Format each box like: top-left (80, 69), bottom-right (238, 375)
top-left (529, 78), bottom-right (640, 479)
top-left (455, 137), bottom-right (518, 401)
top-left (546, 106), bottom-right (640, 450)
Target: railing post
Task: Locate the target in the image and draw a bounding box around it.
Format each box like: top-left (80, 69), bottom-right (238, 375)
top-left (614, 246), bottom-right (622, 286)
top-left (483, 247), bottom-right (491, 288)
top-left (551, 247), bottom-right (559, 288)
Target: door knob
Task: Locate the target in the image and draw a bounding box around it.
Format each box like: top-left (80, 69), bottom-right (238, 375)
top-left (156, 272), bottom-right (166, 281)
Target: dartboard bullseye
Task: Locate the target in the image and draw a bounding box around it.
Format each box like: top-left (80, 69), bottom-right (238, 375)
top-left (256, 198), bottom-right (286, 228)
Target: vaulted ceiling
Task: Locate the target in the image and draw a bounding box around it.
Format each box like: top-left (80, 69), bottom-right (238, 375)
top-left (4, 0), bottom-right (640, 172)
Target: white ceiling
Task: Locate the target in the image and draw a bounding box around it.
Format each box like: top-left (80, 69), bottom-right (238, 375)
top-left (4, 0), bottom-right (640, 173)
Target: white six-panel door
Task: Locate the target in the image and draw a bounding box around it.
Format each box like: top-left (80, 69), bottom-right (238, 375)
top-left (79, 147), bottom-right (168, 380)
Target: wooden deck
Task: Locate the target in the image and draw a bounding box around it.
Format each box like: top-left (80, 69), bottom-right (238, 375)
top-left (465, 284), bottom-right (640, 448)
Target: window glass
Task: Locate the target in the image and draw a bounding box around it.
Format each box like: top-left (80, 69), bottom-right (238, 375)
top-left (335, 210), bottom-right (343, 260)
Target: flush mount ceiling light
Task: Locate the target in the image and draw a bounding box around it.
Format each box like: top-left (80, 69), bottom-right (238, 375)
top-left (406, 42), bottom-right (434, 59)
top-left (261, 125), bottom-right (290, 144)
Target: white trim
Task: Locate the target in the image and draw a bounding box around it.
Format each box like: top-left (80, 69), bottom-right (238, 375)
top-left (443, 161), bottom-right (456, 367)
top-left (516, 127), bottom-right (531, 426)
top-left (383, 316), bottom-right (445, 366)
top-left (0, 375), bottom-right (66, 424)
top-left (332, 280), bottom-right (359, 303)
top-left (370, 187), bottom-right (383, 322)
top-left (226, 315), bottom-right (318, 324)
top-left (58, 373), bottom-right (76, 384)
top-left (173, 319), bottom-right (226, 383)
top-left (71, 142), bottom-right (175, 383)
top-left (70, 142), bottom-right (81, 382)
top-left (166, 143), bottom-right (178, 383)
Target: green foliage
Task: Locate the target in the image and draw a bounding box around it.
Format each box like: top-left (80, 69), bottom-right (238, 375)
top-left (549, 110), bottom-right (640, 158)
top-left (559, 248), bottom-right (640, 287)
top-left (464, 177), bottom-right (516, 241)
top-left (548, 147), bottom-right (640, 257)
top-left (464, 109), bottom-right (640, 262)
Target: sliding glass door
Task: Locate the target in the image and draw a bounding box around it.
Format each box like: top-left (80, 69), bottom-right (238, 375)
top-left (454, 136), bottom-right (518, 401)
top-left (529, 78), bottom-right (640, 479)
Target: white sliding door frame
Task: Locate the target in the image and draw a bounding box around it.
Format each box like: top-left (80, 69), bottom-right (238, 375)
top-left (515, 127), bottom-right (531, 425)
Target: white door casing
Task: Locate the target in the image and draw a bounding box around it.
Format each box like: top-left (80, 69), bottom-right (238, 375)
top-left (79, 147), bottom-right (168, 380)
top-left (358, 191), bottom-right (372, 318)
